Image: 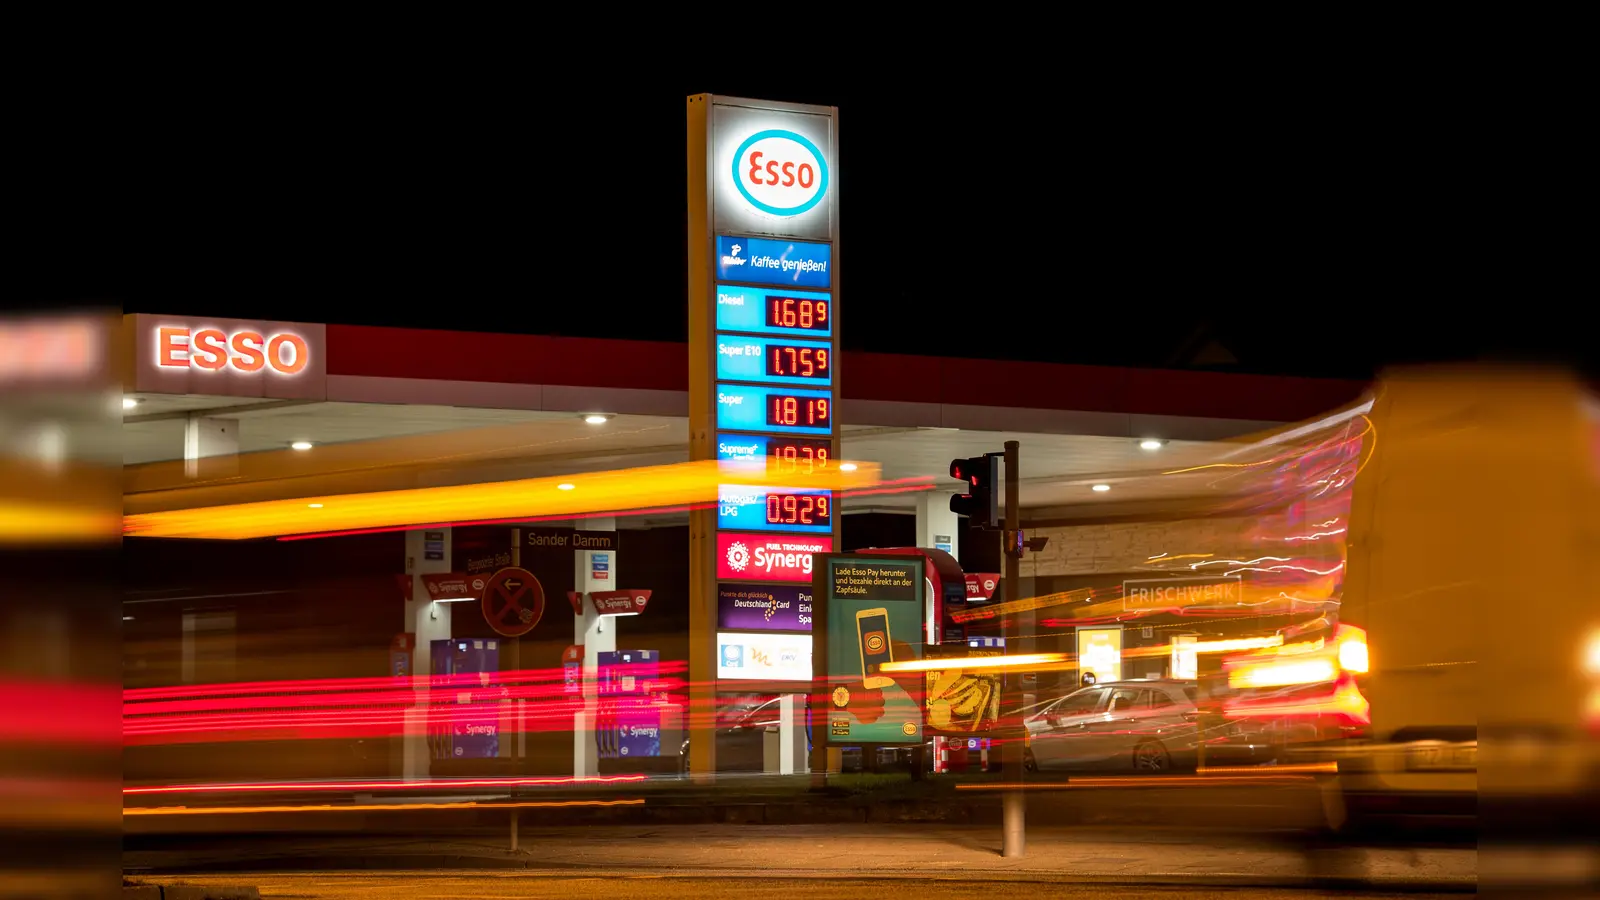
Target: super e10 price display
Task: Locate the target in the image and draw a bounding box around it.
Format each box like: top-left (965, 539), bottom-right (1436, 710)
top-left (765, 344), bottom-right (829, 380)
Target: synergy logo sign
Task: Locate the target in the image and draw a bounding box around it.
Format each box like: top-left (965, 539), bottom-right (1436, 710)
top-left (732, 129), bottom-right (829, 217)
top-left (717, 532), bottom-right (832, 582)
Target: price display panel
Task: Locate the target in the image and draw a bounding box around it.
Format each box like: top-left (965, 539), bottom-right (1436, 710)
top-left (718, 485), bottom-right (833, 534)
top-left (716, 335), bottom-right (832, 386)
top-left (715, 284), bottom-right (833, 338)
top-left (717, 384), bottom-right (832, 436)
top-left (716, 434), bottom-right (835, 477)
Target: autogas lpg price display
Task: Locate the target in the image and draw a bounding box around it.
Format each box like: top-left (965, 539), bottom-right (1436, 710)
top-left (718, 485), bottom-right (832, 534)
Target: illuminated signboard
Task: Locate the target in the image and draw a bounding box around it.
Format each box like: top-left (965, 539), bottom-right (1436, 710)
top-left (716, 632), bottom-right (813, 681)
top-left (715, 285), bottom-right (833, 338)
top-left (127, 314), bottom-right (327, 402)
top-left (716, 384), bottom-right (831, 436)
top-left (716, 532), bottom-right (832, 583)
top-left (715, 235), bottom-right (831, 290)
top-left (718, 484), bottom-right (832, 534)
top-left (716, 433), bottom-right (834, 476)
top-left (691, 95), bottom-right (839, 716)
top-left (155, 326), bottom-right (310, 375)
top-left (710, 102), bottom-right (834, 241)
top-left (718, 584), bottom-right (813, 632)
top-left (715, 335), bottom-right (832, 386)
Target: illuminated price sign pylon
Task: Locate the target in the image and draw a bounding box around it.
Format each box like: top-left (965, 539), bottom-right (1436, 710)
top-left (688, 94), bottom-right (840, 780)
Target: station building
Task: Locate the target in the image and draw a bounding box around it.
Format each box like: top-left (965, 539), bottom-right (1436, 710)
top-left (118, 312), bottom-right (1366, 779)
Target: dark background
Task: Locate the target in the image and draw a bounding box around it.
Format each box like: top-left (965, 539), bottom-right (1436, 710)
top-left (19, 71), bottom-right (1590, 381)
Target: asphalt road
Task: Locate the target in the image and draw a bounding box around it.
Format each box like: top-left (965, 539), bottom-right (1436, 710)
top-left (148, 873), bottom-right (1470, 899)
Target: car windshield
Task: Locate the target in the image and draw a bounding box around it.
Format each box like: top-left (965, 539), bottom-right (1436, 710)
top-left (717, 695), bottom-right (777, 726)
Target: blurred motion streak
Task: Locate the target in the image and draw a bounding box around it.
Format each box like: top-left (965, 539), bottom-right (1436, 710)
top-left (124, 666), bottom-right (687, 747)
top-left (124, 457), bottom-right (884, 540)
top-left (0, 680), bottom-right (122, 744)
top-left (1, 309), bottom-right (122, 898)
top-left (125, 775), bottom-right (645, 795)
top-left (124, 798), bottom-right (646, 816)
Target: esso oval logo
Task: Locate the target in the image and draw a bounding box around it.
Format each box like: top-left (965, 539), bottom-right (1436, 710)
top-left (732, 129), bottom-right (829, 217)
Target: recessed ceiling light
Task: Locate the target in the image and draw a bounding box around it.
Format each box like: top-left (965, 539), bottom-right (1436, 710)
top-left (308, 503), bottom-right (324, 508)
top-left (122, 397), bottom-right (141, 410)
top-left (1092, 484), bottom-right (1111, 492)
top-left (583, 414), bottom-right (610, 425)
top-left (1139, 439), bottom-right (1164, 451)
top-left (839, 463), bottom-right (858, 472)
top-left (557, 483), bottom-right (576, 491)
top-left (122, 615), bottom-right (134, 621)
top-left (291, 441), bottom-right (314, 451)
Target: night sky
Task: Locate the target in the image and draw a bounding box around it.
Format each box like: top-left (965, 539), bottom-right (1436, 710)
top-left (20, 75), bottom-right (1589, 381)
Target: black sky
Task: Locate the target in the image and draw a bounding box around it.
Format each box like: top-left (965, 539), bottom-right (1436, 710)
top-left (19, 72), bottom-right (1590, 381)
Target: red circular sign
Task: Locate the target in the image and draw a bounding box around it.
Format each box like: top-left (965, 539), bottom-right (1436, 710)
top-left (481, 566), bottom-right (545, 638)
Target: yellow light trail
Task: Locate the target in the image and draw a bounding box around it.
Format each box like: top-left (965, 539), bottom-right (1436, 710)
top-left (878, 653), bottom-right (1070, 674)
top-left (124, 458), bottom-right (882, 540)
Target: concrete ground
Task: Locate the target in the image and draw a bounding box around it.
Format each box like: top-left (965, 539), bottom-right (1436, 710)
top-left (124, 823), bottom-right (1478, 890)
top-left (133, 873), bottom-right (1474, 900)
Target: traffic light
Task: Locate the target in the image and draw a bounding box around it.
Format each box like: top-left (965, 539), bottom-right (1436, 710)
top-left (949, 454), bottom-right (999, 529)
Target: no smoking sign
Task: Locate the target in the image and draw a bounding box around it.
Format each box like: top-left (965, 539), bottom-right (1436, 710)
top-left (480, 566), bottom-right (546, 639)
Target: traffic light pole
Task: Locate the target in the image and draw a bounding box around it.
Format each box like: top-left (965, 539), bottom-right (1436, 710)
top-left (1000, 439), bottom-right (1025, 858)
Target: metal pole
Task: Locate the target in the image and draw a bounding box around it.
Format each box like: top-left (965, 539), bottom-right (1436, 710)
top-left (510, 809), bottom-right (518, 852)
top-left (1001, 440), bottom-right (1025, 858)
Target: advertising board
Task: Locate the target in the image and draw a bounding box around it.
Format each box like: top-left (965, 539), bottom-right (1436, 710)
top-left (821, 557), bottom-right (924, 745)
top-left (715, 236), bottom-right (832, 289)
top-left (716, 632), bottom-right (813, 681)
top-left (716, 532), bottom-right (831, 583)
top-left (717, 583), bottom-right (813, 632)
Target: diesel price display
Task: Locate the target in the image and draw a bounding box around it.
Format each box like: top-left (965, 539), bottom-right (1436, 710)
top-left (767, 295), bottom-right (828, 331)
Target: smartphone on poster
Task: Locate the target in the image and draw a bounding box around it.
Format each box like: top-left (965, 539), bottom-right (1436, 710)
top-left (857, 607), bottom-right (893, 688)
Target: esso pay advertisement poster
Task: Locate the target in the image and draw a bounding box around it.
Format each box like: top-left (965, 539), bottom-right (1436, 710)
top-left (716, 532), bottom-right (831, 583)
top-left (824, 557), bottom-right (925, 745)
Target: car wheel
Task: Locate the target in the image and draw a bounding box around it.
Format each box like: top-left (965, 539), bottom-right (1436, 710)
top-left (1133, 740), bottom-right (1171, 772)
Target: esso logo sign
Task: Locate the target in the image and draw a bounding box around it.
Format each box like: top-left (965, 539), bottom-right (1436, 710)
top-left (732, 129), bottom-right (829, 217)
top-left (156, 326), bottom-right (309, 376)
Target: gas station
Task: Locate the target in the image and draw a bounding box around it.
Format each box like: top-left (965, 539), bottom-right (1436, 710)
top-left (115, 95), bottom-right (1365, 789)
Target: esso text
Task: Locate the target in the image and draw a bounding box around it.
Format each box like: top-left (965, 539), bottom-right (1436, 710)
top-left (732, 129), bottom-right (829, 217)
top-left (156, 326), bottom-right (309, 375)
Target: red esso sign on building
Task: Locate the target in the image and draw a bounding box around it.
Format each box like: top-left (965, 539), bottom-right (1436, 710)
top-left (155, 326), bottom-right (310, 375)
top-left (732, 129), bottom-right (830, 218)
